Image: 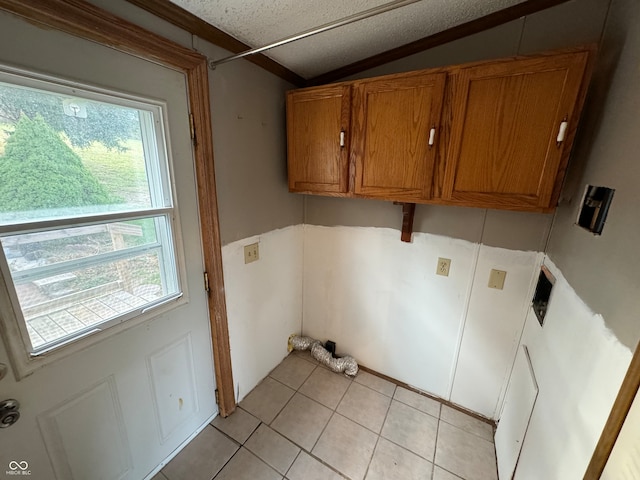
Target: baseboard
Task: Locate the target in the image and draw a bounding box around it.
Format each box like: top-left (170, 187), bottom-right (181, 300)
top-left (143, 410), bottom-right (219, 480)
top-left (359, 364), bottom-right (496, 427)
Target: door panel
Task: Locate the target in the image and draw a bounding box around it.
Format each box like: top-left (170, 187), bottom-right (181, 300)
top-left (0, 9), bottom-right (215, 480)
top-left (287, 85), bottom-right (351, 193)
top-left (352, 73), bottom-right (446, 200)
top-left (453, 70), bottom-right (566, 195)
top-left (443, 52), bottom-right (589, 210)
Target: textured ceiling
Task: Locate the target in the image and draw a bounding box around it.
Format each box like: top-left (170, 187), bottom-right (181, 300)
top-left (169, 0), bottom-right (526, 79)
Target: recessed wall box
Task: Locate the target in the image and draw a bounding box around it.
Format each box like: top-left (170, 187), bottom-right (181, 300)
top-left (532, 266), bottom-right (555, 326)
top-left (576, 185), bottom-right (615, 235)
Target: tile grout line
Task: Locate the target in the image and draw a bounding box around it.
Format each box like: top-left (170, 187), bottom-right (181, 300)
top-left (301, 448), bottom-right (349, 479)
top-left (307, 373), bottom-right (353, 453)
top-left (209, 438), bottom-right (241, 480)
top-left (241, 446), bottom-right (284, 479)
top-left (391, 396), bottom-right (441, 422)
top-left (376, 397), bottom-right (443, 465)
top-left (360, 365), bottom-right (494, 427)
top-left (264, 373), bottom-right (310, 427)
top-left (438, 417), bottom-right (495, 444)
top-left (222, 355), bottom-right (495, 480)
top-left (211, 406), bottom-right (263, 445)
top-left (331, 382), bottom-right (394, 436)
top-left (363, 433), bottom-right (382, 480)
top-left (270, 362), bottom-right (353, 478)
top-left (379, 435), bottom-right (435, 465)
top-left (432, 414), bottom-right (442, 480)
top-left (362, 383), bottom-right (396, 479)
top-left (255, 358), bottom-right (495, 479)
top-left (302, 371), bottom-right (355, 476)
top-left (250, 361), bottom-right (494, 478)
top-left (353, 374), bottom-right (397, 399)
top-left (282, 449), bottom-right (302, 479)
top-left (435, 465), bottom-right (466, 480)
top-left (294, 368), bottom-right (351, 480)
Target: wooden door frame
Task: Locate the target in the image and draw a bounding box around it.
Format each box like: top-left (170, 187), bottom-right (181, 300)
top-left (0, 0), bottom-right (236, 416)
top-left (583, 340), bottom-right (640, 479)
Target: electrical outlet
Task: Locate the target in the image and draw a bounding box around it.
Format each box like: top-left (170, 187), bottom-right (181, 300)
top-left (488, 269), bottom-right (507, 289)
top-left (436, 257), bottom-right (451, 276)
top-left (244, 242), bottom-right (259, 264)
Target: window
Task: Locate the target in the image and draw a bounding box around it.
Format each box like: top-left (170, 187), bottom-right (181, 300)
top-left (0, 69), bottom-right (181, 355)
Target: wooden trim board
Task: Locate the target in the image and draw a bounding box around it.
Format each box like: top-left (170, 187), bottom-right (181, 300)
top-left (308, 0), bottom-right (573, 85)
top-left (0, 0), bottom-right (236, 416)
top-left (125, 0), bottom-right (305, 87)
top-left (359, 364), bottom-right (496, 427)
top-left (583, 341), bottom-right (640, 479)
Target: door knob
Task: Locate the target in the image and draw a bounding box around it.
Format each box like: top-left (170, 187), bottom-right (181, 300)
top-left (0, 399), bottom-right (20, 428)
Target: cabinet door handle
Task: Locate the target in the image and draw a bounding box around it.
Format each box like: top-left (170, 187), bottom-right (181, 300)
top-left (340, 130), bottom-right (345, 148)
top-left (556, 120), bottom-right (568, 145)
top-left (428, 127), bottom-right (436, 147)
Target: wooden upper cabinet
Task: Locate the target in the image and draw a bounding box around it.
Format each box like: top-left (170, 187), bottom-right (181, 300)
top-left (286, 85), bottom-right (351, 194)
top-left (285, 48), bottom-right (592, 212)
top-left (441, 51), bottom-right (590, 210)
top-left (351, 73), bottom-right (446, 201)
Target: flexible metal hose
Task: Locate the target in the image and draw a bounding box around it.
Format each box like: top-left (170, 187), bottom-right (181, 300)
top-left (288, 334), bottom-right (358, 377)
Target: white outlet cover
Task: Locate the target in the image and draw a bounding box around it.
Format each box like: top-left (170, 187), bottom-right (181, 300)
top-left (488, 269), bottom-right (507, 289)
top-left (436, 258), bottom-right (451, 277)
top-left (244, 242), bottom-right (260, 264)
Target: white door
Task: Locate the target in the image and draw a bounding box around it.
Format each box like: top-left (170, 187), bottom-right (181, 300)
top-left (0, 9), bottom-right (217, 480)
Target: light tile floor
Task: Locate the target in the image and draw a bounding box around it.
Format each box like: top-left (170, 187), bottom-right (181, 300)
top-left (155, 351), bottom-right (498, 480)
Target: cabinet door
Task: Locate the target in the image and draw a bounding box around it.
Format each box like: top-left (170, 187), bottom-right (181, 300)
top-left (287, 85), bottom-right (351, 194)
top-left (442, 52), bottom-right (589, 210)
top-left (352, 73), bottom-right (446, 200)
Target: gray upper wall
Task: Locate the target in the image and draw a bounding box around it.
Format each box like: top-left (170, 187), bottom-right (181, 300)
top-left (91, 0), bottom-right (608, 251)
top-left (87, 0), bottom-right (639, 346)
top-left (197, 38), bottom-right (303, 245)
top-left (546, 0), bottom-right (640, 349)
top-left (304, 0), bottom-right (609, 253)
top-left (89, 0), bottom-right (304, 246)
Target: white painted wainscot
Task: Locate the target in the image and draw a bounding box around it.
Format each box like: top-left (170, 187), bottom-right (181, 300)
top-left (222, 225), bottom-right (304, 402)
top-left (512, 258), bottom-right (631, 480)
top-left (302, 225), bottom-right (541, 418)
top-left (221, 225), bottom-right (634, 480)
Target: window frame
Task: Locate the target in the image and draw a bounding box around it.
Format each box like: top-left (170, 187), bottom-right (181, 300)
top-left (0, 62), bottom-right (190, 375)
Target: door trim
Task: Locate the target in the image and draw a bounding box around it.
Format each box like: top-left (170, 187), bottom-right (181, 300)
top-left (0, 0), bottom-right (236, 416)
top-left (583, 340), bottom-right (640, 479)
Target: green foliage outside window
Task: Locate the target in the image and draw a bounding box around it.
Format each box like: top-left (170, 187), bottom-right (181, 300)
top-left (0, 114), bottom-right (112, 212)
top-left (0, 84), bottom-right (140, 151)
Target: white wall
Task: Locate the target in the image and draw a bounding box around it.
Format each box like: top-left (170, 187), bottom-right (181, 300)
top-left (222, 226), bottom-right (303, 402)
top-left (302, 225), bottom-right (540, 418)
top-left (220, 224), bottom-right (634, 479)
top-left (222, 222), bottom-right (632, 479)
top-left (303, 225), bottom-right (478, 400)
top-left (451, 246), bottom-right (541, 417)
top-left (513, 258), bottom-right (631, 480)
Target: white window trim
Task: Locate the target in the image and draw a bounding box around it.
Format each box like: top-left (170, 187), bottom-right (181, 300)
top-left (0, 63), bottom-right (192, 380)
